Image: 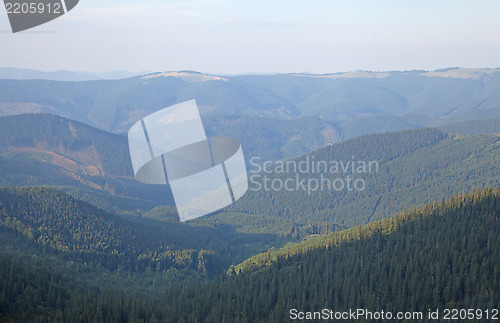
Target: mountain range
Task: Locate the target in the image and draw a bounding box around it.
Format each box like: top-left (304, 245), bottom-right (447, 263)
top-left (0, 68), bottom-right (499, 321)
top-left (0, 67), bottom-right (152, 82)
top-left (1, 68), bottom-right (500, 144)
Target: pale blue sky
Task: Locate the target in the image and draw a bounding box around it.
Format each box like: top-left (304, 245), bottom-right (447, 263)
top-left (1, 0), bottom-right (499, 74)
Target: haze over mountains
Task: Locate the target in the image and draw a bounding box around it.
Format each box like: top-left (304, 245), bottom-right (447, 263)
top-left (1, 67), bottom-right (500, 146)
top-left (0, 68), bottom-right (152, 82)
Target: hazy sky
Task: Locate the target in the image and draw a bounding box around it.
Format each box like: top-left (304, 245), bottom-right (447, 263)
top-left (1, 0), bottom-right (500, 74)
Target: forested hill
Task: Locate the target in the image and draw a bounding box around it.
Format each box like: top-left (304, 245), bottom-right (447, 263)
top-left (209, 128), bottom-right (500, 233)
top-left (438, 117), bottom-right (500, 136)
top-left (233, 186), bottom-right (500, 273)
top-left (0, 112), bottom-right (341, 214)
top-left (0, 113), bottom-right (132, 177)
top-left (0, 187), bottom-right (287, 278)
top-left (1, 114), bottom-right (499, 237)
top-left (162, 187), bottom-right (500, 322)
top-left (0, 112), bottom-right (341, 170)
top-left (1, 187), bottom-right (498, 322)
top-left (0, 186), bottom-right (217, 273)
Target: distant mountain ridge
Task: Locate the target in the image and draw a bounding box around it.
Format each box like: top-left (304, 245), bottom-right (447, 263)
top-left (1, 68), bottom-right (500, 140)
top-left (0, 67), bottom-right (151, 81)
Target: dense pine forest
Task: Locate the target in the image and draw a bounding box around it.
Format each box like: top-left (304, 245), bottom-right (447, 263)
top-left (162, 187), bottom-right (500, 322)
top-left (0, 187), bottom-right (498, 322)
top-left (215, 129), bottom-right (500, 233)
top-left (0, 187), bottom-right (288, 280)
